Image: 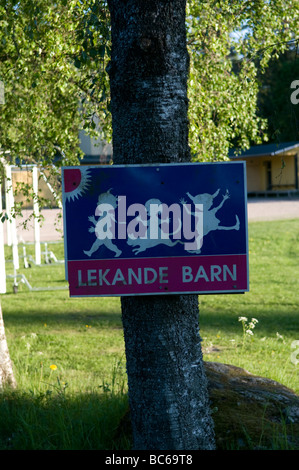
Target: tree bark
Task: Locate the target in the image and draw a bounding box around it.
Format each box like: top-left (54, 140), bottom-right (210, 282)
top-left (0, 303), bottom-right (16, 389)
top-left (107, 0), bottom-right (215, 450)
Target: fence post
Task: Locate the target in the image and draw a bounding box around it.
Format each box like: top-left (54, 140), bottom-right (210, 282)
top-left (5, 165), bottom-right (19, 270)
top-left (32, 166), bottom-right (41, 265)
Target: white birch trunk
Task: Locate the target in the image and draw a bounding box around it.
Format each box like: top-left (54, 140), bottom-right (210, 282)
top-left (0, 182), bottom-right (6, 294)
top-left (0, 303), bottom-right (16, 389)
top-left (107, 0), bottom-right (215, 450)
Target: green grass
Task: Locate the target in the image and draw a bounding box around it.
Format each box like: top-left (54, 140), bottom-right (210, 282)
top-left (0, 219), bottom-right (298, 449)
top-left (200, 219), bottom-right (299, 393)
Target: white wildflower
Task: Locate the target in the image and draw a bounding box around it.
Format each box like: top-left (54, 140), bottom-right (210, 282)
top-left (238, 316), bottom-right (248, 322)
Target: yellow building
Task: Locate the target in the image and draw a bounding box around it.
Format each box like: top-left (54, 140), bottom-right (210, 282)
top-left (230, 142), bottom-right (299, 197)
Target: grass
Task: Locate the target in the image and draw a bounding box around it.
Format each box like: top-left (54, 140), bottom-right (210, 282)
top-left (0, 218), bottom-right (298, 449)
top-left (200, 219), bottom-right (299, 393)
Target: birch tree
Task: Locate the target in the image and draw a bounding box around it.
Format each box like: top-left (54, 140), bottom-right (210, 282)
top-left (107, 0), bottom-right (215, 450)
top-left (0, 304), bottom-right (16, 389)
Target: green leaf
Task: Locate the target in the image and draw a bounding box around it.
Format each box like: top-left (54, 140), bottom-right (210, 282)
top-left (74, 58), bottom-right (81, 69)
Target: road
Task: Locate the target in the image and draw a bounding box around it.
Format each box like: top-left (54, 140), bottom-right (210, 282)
top-left (2, 198), bottom-right (299, 243)
top-left (247, 197), bottom-right (299, 222)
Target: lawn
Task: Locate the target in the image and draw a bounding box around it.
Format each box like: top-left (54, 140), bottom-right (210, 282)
top-left (0, 218), bottom-right (298, 449)
top-left (200, 218), bottom-right (299, 392)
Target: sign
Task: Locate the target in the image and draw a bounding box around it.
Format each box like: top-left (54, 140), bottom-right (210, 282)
top-left (62, 162), bottom-right (249, 297)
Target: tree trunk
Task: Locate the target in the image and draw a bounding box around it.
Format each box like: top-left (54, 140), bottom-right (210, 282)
top-left (107, 0), bottom-right (215, 450)
top-left (0, 303), bottom-right (16, 389)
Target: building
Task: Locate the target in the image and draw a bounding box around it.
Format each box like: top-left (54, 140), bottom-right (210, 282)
top-left (229, 142), bottom-right (299, 197)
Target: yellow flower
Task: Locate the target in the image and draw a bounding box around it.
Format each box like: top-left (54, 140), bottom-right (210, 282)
top-left (50, 364), bottom-right (57, 370)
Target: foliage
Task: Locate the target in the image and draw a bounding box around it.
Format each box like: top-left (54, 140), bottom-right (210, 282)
top-left (0, 0), bottom-right (298, 174)
top-left (257, 49), bottom-right (299, 143)
top-left (0, 387), bottom-right (129, 449)
top-left (186, 0), bottom-right (299, 161)
top-left (0, 0), bottom-right (297, 227)
top-left (0, 0), bottom-right (110, 171)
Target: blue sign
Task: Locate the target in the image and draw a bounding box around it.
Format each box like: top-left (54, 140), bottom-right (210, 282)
top-left (62, 162), bottom-right (249, 296)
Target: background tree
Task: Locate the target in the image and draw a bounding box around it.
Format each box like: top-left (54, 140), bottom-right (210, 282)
top-left (1, 1), bottom-right (299, 174)
top-left (0, 84), bottom-right (15, 389)
top-left (257, 47), bottom-right (299, 144)
top-left (186, 0), bottom-right (299, 160)
top-left (0, 0), bottom-right (110, 208)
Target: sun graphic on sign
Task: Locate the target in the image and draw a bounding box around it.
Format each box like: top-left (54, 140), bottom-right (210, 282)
top-left (63, 167), bottom-right (91, 202)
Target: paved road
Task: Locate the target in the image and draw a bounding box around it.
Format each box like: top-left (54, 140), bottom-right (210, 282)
top-left (3, 198), bottom-right (299, 243)
top-left (3, 208), bottom-right (64, 244)
top-left (247, 197), bottom-right (299, 222)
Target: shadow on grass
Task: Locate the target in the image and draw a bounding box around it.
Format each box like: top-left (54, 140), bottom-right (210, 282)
top-left (1, 290), bottom-right (123, 329)
top-left (2, 296), bottom-right (298, 337)
top-left (3, 310), bottom-right (123, 329)
top-left (199, 307), bottom-right (299, 337)
top-left (0, 388), bottom-right (130, 450)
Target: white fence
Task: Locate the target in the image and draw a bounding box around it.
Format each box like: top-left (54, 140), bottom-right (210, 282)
top-left (1, 162), bottom-right (64, 293)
